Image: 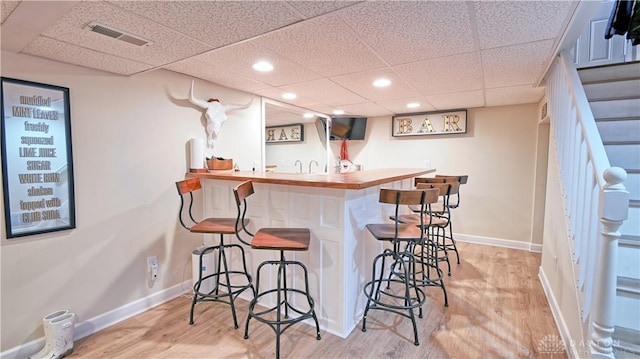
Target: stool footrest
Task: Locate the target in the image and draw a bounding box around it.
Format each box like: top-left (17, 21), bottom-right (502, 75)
top-left (194, 271), bottom-right (253, 297)
top-left (248, 289), bottom-right (317, 327)
top-left (190, 240), bottom-right (256, 328)
top-left (244, 253), bottom-right (321, 359)
top-left (363, 278), bottom-right (425, 310)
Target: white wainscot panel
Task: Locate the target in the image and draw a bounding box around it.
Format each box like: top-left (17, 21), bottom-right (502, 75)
top-left (199, 178), bottom-right (416, 339)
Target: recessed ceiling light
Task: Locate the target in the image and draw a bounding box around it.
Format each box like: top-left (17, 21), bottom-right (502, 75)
top-left (252, 61), bottom-right (273, 72)
top-left (303, 113), bottom-right (314, 118)
top-left (333, 110), bottom-right (344, 115)
top-left (373, 78), bottom-right (391, 88)
top-left (407, 102), bottom-right (420, 108)
top-left (282, 92), bottom-right (297, 100)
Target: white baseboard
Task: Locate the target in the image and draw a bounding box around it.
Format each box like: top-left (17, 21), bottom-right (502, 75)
top-left (1, 280), bottom-right (191, 359)
top-left (539, 267), bottom-right (581, 358)
top-left (455, 233), bottom-right (542, 252)
top-left (2, 235), bottom-right (541, 359)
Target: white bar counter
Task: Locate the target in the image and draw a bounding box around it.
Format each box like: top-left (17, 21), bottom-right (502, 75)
top-left (187, 168), bottom-right (433, 338)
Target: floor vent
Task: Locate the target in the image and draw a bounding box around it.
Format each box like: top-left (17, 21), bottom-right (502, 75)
top-left (86, 22), bottom-right (153, 47)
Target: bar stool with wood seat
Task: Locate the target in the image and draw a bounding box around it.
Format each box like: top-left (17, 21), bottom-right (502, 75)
top-left (433, 175), bottom-right (468, 264)
top-left (391, 185), bottom-right (450, 306)
top-left (362, 187), bottom-right (438, 345)
top-left (233, 180), bottom-right (321, 359)
top-left (175, 177), bottom-right (255, 329)
top-left (413, 177), bottom-right (462, 266)
top-left (435, 174), bottom-right (468, 210)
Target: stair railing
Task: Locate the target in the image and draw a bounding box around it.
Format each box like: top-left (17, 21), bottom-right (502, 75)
top-left (546, 51), bottom-right (630, 358)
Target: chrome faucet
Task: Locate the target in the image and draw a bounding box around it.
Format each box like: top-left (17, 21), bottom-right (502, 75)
top-left (309, 160), bottom-right (319, 174)
top-left (294, 160), bottom-right (302, 174)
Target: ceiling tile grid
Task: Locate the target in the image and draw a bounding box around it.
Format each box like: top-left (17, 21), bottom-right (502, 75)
top-left (22, 36), bottom-right (152, 76)
top-left (1, 1), bottom-right (581, 119)
top-left (338, 1), bottom-right (476, 65)
top-left (425, 90), bottom-right (486, 110)
top-left (195, 41), bottom-right (323, 87)
top-left (395, 52), bottom-right (484, 96)
top-left (474, 1), bottom-right (577, 50)
top-left (485, 85), bottom-right (545, 107)
top-left (482, 40), bottom-right (555, 88)
top-left (279, 78), bottom-right (367, 107)
top-left (0, 1), bottom-right (19, 23)
top-left (287, 1), bottom-right (362, 19)
top-left (376, 97), bottom-right (437, 115)
top-left (330, 67), bottom-right (421, 101)
top-left (252, 87), bottom-right (318, 108)
top-left (38, 1), bottom-right (212, 67)
top-left (256, 14), bottom-right (388, 77)
top-left (335, 101), bottom-right (395, 117)
top-left (110, 1), bottom-right (304, 49)
top-left (164, 58), bottom-right (271, 94)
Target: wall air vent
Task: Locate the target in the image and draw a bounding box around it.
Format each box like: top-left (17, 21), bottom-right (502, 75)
top-left (86, 22), bottom-right (153, 47)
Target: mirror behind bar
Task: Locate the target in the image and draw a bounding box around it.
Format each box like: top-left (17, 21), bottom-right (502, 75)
top-left (263, 99), bottom-right (330, 174)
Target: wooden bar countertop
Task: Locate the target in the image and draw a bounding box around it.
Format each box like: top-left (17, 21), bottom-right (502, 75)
top-left (187, 168), bottom-right (434, 190)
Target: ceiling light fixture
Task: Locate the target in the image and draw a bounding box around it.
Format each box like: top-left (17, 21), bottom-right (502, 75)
top-left (407, 102), bottom-right (420, 108)
top-left (333, 110), bottom-right (344, 115)
top-left (282, 93), bottom-right (297, 100)
top-left (373, 78), bottom-right (391, 88)
top-left (252, 61), bottom-right (274, 72)
top-left (303, 113), bottom-right (314, 119)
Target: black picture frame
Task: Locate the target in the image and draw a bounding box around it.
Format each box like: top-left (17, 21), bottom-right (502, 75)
top-left (265, 123), bottom-right (305, 143)
top-left (1, 77), bottom-right (76, 238)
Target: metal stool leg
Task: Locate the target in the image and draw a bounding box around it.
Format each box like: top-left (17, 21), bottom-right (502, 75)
top-left (190, 234), bottom-right (254, 327)
top-left (362, 249), bottom-right (424, 345)
top-left (244, 251), bottom-right (320, 359)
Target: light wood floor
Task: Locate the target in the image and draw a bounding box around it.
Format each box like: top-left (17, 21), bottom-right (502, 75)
top-left (71, 242), bottom-right (567, 358)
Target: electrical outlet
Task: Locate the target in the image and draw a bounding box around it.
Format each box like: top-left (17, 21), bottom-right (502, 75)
top-left (147, 255), bottom-right (159, 283)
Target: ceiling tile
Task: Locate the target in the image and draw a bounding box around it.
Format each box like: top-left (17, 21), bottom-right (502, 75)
top-left (376, 97), bottom-right (436, 115)
top-left (256, 13), bottom-right (387, 77)
top-left (425, 90), bottom-right (485, 110)
top-left (485, 85), bottom-right (545, 107)
top-left (338, 1), bottom-right (475, 65)
top-left (1, 1), bottom-right (576, 119)
top-left (39, 2), bottom-right (212, 68)
top-left (193, 41), bottom-right (322, 87)
top-left (336, 102), bottom-right (393, 117)
top-left (474, 1), bottom-right (577, 49)
top-left (330, 68), bottom-right (420, 101)
top-left (22, 37), bottom-right (152, 75)
top-left (266, 103), bottom-right (312, 126)
top-left (395, 52), bottom-right (483, 96)
top-left (482, 40), bottom-right (554, 88)
top-left (305, 104), bottom-right (343, 116)
top-left (286, 1), bottom-right (362, 18)
top-left (110, 1), bottom-right (303, 48)
top-left (252, 87), bottom-right (318, 108)
top-left (164, 58), bottom-right (270, 94)
top-left (1, 1), bottom-right (20, 23)
top-left (280, 78), bottom-right (367, 107)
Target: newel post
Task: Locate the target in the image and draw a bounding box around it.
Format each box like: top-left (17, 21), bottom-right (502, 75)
top-left (590, 167), bottom-right (629, 358)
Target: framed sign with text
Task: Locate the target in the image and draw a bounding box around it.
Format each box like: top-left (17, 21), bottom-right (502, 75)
top-left (392, 109), bottom-right (467, 137)
top-left (266, 123), bottom-right (304, 143)
top-left (1, 77), bottom-right (76, 238)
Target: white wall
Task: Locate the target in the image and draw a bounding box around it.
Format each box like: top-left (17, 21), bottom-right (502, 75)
top-left (332, 105), bottom-right (541, 242)
top-left (1, 50), bottom-right (544, 353)
top-left (0, 51), bottom-right (261, 352)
